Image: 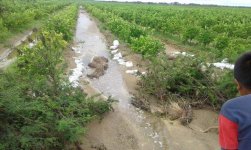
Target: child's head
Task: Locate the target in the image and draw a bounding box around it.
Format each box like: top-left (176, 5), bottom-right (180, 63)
top-left (234, 51), bottom-right (251, 95)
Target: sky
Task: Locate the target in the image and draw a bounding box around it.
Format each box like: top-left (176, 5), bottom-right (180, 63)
top-left (100, 0), bottom-right (251, 7)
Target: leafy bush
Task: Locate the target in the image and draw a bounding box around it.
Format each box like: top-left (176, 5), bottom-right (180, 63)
top-left (138, 56), bottom-right (238, 107)
top-left (198, 29), bottom-right (215, 46)
top-left (131, 36), bottom-right (164, 58)
top-left (182, 26), bottom-right (200, 43)
top-left (214, 34), bottom-right (230, 50)
top-left (0, 69), bottom-right (112, 149)
top-left (0, 18), bottom-right (8, 41)
top-left (44, 6), bottom-right (78, 41)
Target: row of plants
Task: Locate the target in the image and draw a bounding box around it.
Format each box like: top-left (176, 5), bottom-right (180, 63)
top-left (85, 2), bottom-right (239, 108)
top-left (0, 5), bottom-right (112, 150)
top-left (84, 4), bottom-right (164, 58)
top-left (0, 0), bottom-right (71, 42)
top-left (91, 2), bottom-right (251, 61)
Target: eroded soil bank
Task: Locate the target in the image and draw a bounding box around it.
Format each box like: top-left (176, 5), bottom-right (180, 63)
top-left (68, 8), bottom-right (220, 150)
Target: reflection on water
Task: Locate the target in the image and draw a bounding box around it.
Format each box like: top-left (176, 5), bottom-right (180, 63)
top-left (70, 9), bottom-right (168, 150)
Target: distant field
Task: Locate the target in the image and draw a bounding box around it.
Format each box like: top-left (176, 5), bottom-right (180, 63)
top-left (0, 0), bottom-right (70, 42)
top-left (86, 2), bottom-right (251, 61)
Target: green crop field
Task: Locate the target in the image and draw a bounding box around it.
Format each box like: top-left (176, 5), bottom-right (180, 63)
top-left (0, 0), bottom-right (251, 149)
top-left (85, 2), bottom-right (251, 61)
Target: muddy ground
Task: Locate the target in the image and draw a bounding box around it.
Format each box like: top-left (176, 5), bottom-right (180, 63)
top-left (67, 9), bottom-right (221, 150)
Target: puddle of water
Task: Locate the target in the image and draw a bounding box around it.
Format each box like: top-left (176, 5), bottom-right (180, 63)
top-left (70, 9), bottom-right (169, 150)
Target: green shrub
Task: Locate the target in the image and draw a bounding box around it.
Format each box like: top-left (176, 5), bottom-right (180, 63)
top-left (138, 56), bottom-right (238, 107)
top-left (0, 70), bottom-right (112, 149)
top-left (131, 36), bottom-right (164, 58)
top-left (182, 26), bottom-right (200, 43)
top-left (0, 18), bottom-right (8, 41)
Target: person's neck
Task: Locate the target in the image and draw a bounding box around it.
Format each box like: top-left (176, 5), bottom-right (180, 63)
top-left (240, 90), bottom-right (251, 96)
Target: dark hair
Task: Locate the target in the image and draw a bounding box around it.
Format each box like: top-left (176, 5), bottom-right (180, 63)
top-left (234, 52), bottom-right (251, 89)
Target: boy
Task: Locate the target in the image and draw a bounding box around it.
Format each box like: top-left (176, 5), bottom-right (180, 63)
top-left (219, 52), bottom-right (251, 150)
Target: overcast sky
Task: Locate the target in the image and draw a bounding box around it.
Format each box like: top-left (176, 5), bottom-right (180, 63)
top-left (101, 0), bottom-right (251, 7)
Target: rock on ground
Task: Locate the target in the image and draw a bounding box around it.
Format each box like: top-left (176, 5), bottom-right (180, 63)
top-left (87, 56), bottom-right (108, 79)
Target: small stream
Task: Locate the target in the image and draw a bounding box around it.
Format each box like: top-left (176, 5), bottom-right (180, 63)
top-left (70, 9), bottom-right (169, 150)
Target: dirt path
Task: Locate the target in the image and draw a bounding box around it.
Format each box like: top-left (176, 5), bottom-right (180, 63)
top-left (69, 8), bottom-right (220, 150)
top-left (0, 30), bottom-right (33, 69)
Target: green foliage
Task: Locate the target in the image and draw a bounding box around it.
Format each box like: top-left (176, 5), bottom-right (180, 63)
top-left (0, 70), bottom-right (112, 149)
top-left (85, 4), bottom-right (164, 58)
top-left (138, 56), bottom-right (238, 107)
top-left (0, 0), bottom-right (71, 42)
top-left (18, 31), bottom-right (67, 96)
top-left (215, 71), bottom-right (237, 104)
top-left (89, 2), bottom-right (251, 61)
top-left (131, 36), bottom-right (164, 57)
top-left (182, 26), bottom-right (200, 43)
top-left (0, 18), bottom-right (8, 41)
top-left (198, 29), bottom-right (215, 46)
top-left (44, 5), bottom-right (78, 41)
top-left (223, 38), bottom-right (251, 61)
top-left (0, 4), bottom-right (111, 149)
top-left (214, 35), bottom-right (230, 50)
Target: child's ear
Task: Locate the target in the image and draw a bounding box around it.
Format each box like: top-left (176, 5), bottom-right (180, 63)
top-left (235, 79), bottom-right (241, 92)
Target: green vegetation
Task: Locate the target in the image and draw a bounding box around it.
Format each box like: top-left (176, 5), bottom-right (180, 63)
top-left (85, 2), bottom-right (244, 107)
top-left (0, 4), bottom-right (111, 149)
top-left (0, 1), bottom-right (249, 148)
top-left (0, 0), bottom-right (71, 42)
top-left (138, 56), bottom-right (237, 107)
top-left (84, 4), bottom-right (164, 57)
top-left (89, 2), bottom-right (251, 61)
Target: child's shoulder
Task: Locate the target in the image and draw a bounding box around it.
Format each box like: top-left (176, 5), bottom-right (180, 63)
top-left (221, 94), bottom-right (251, 123)
top-left (222, 94), bottom-right (251, 111)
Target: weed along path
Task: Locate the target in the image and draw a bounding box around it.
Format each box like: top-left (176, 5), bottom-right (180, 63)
top-left (69, 8), bottom-right (220, 150)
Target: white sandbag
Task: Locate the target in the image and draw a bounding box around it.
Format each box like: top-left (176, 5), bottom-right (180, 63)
top-left (213, 62), bottom-right (234, 70)
top-left (72, 47), bottom-right (81, 53)
top-left (69, 59), bottom-right (84, 87)
top-left (114, 52), bottom-right (122, 58)
top-left (111, 49), bottom-right (118, 54)
top-left (113, 56), bottom-right (120, 60)
top-left (221, 58), bottom-right (229, 63)
top-left (173, 51), bottom-right (181, 55)
top-left (72, 47), bottom-right (77, 51)
top-left (201, 65), bottom-right (207, 72)
top-left (125, 61), bottom-right (133, 67)
top-left (113, 40), bottom-right (119, 46)
top-left (212, 59), bottom-right (234, 70)
top-left (126, 70), bottom-right (138, 75)
top-left (29, 43), bottom-right (35, 48)
top-left (181, 52), bottom-right (187, 55)
top-left (117, 58), bottom-right (126, 65)
top-left (117, 58), bottom-right (125, 62)
top-left (110, 45), bottom-right (118, 50)
top-left (171, 51), bottom-right (194, 57)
